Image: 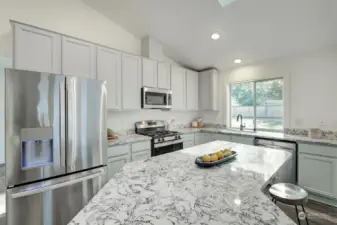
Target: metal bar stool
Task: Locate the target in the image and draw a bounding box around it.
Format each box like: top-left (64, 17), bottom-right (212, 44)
top-left (269, 183), bottom-right (309, 225)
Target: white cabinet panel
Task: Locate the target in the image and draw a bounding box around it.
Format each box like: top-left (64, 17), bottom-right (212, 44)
top-left (122, 53), bottom-right (141, 110)
top-left (131, 141), bottom-right (151, 153)
top-left (142, 58), bottom-right (157, 88)
top-left (13, 23), bottom-right (61, 73)
top-left (107, 144), bottom-right (129, 158)
top-left (186, 69), bottom-right (199, 110)
top-left (211, 133), bottom-right (231, 142)
top-left (62, 36), bottom-right (96, 78)
top-left (231, 136), bottom-right (254, 145)
top-left (132, 150), bottom-right (151, 162)
top-left (199, 69), bottom-right (218, 111)
top-left (171, 66), bottom-right (186, 110)
top-left (298, 153), bottom-right (337, 199)
top-left (157, 62), bottom-right (171, 89)
top-left (195, 133), bottom-right (210, 145)
top-left (108, 154), bottom-right (130, 179)
top-left (183, 141), bottom-right (194, 149)
top-left (97, 47), bottom-right (122, 110)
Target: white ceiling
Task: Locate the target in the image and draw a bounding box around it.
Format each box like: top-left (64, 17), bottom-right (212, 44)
top-left (83, 0), bottom-right (337, 71)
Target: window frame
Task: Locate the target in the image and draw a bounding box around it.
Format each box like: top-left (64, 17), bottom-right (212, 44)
top-left (229, 77), bottom-right (284, 132)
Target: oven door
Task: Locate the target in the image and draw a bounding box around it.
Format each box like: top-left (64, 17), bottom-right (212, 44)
top-left (153, 140), bottom-right (183, 156)
top-left (142, 87), bottom-right (171, 109)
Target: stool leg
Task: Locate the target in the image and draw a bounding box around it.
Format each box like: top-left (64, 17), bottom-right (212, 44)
top-left (295, 205), bottom-right (301, 225)
top-left (301, 205), bottom-right (309, 225)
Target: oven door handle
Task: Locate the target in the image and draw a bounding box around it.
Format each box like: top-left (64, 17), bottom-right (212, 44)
top-left (154, 139), bottom-right (183, 148)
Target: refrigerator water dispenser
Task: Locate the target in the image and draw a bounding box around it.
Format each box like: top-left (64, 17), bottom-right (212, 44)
top-left (21, 128), bottom-right (54, 169)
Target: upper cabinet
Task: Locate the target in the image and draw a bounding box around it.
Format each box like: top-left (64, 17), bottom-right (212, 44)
top-left (13, 23), bottom-right (61, 74)
top-left (142, 58), bottom-right (157, 87)
top-left (122, 53), bottom-right (141, 110)
top-left (199, 69), bottom-right (219, 111)
top-left (62, 36), bottom-right (96, 79)
top-left (157, 62), bottom-right (171, 90)
top-left (97, 46), bottom-right (122, 110)
top-left (186, 69), bottom-right (199, 111)
top-left (171, 66), bottom-right (186, 110)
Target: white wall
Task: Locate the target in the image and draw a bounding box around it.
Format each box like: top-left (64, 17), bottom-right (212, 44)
top-left (213, 47), bottom-right (337, 131)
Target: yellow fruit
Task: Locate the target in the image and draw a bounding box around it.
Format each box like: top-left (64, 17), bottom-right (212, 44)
top-left (216, 151), bottom-right (222, 158)
top-left (202, 154), bottom-right (211, 162)
top-left (217, 152), bottom-right (224, 159)
top-left (210, 154), bottom-right (218, 162)
top-left (223, 149), bottom-right (232, 157)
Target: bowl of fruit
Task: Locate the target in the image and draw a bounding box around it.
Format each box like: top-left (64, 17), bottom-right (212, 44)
top-left (195, 149), bottom-right (237, 167)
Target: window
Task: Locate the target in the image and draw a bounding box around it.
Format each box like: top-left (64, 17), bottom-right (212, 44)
top-left (230, 78), bottom-right (284, 131)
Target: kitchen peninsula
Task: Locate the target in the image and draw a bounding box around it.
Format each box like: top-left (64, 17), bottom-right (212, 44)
top-left (68, 141), bottom-right (295, 225)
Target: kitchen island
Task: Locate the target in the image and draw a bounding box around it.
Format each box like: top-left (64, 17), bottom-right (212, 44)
top-left (68, 141), bottom-right (295, 225)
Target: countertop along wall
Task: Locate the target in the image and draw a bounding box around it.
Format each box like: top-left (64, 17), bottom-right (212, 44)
top-left (204, 47), bottom-right (337, 131)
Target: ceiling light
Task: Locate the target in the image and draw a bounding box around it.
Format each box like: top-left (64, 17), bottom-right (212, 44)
top-left (234, 59), bottom-right (242, 64)
top-left (211, 33), bottom-right (220, 40)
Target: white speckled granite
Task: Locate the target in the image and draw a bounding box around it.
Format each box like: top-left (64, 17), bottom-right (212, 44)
top-left (176, 128), bottom-right (337, 147)
top-left (108, 134), bottom-right (152, 147)
top-left (69, 141), bottom-right (295, 225)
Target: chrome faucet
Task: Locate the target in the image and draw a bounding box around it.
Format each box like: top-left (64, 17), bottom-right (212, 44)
top-left (236, 114), bottom-right (246, 131)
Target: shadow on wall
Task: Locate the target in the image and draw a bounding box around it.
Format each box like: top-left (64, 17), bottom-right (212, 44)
top-left (0, 31), bottom-right (12, 58)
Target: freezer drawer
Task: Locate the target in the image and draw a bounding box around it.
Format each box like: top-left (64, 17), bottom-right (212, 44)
top-left (6, 167), bottom-right (107, 225)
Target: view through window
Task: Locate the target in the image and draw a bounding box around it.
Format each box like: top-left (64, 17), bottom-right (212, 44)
top-left (230, 78), bottom-right (284, 131)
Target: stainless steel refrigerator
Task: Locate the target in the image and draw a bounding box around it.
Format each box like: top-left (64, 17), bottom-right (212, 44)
top-left (5, 69), bottom-right (108, 225)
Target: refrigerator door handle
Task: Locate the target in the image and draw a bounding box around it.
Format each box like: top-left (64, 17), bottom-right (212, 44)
top-left (11, 169), bottom-right (106, 199)
top-left (60, 79), bottom-right (66, 168)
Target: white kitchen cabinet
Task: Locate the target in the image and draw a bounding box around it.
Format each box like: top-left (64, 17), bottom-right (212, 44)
top-left (186, 69), bottom-right (199, 111)
top-left (142, 58), bottom-right (157, 88)
top-left (183, 133), bottom-right (195, 148)
top-left (211, 133), bottom-right (231, 142)
top-left (195, 133), bottom-right (211, 145)
top-left (171, 66), bottom-right (186, 110)
top-left (157, 62), bottom-right (171, 89)
top-left (231, 135), bottom-right (254, 145)
top-left (298, 153), bottom-right (337, 199)
top-left (62, 36), bottom-right (96, 78)
top-left (13, 22), bottom-right (61, 73)
top-left (199, 69), bottom-right (219, 111)
top-left (107, 154), bottom-right (130, 179)
top-left (122, 53), bottom-right (141, 110)
top-left (132, 150), bottom-right (151, 162)
top-left (97, 46), bottom-right (122, 110)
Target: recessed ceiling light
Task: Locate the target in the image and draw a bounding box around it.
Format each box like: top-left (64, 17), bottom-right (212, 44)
top-left (211, 33), bottom-right (220, 40)
top-left (234, 59), bottom-right (242, 64)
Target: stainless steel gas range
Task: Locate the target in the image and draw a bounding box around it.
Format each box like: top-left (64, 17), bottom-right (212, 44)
top-left (135, 120), bottom-right (183, 156)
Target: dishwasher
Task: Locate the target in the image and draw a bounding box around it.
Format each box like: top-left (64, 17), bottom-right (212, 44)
top-left (254, 137), bottom-right (297, 185)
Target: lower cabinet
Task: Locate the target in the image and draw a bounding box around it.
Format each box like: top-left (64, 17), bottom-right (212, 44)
top-left (231, 135), bottom-right (254, 145)
top-left (107, 154), bottom-right (130, 178)
top-left (132, 150), bottom-right (151, 162)
top-left (211, 133), bottom-right (231, 142)
top-left (195, 133), bottom-right (211, 145)
top-left (298, 153), bottom-right (337, 199)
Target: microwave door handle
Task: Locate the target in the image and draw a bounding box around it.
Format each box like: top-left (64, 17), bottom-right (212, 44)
top-left (11, 169), bottom-right (106, 199)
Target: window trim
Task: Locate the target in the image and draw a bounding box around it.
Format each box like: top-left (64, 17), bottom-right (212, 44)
top-left (229, 77), bottom-right (284, 132)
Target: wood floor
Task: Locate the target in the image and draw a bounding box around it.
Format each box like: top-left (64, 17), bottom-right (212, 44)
top-left (277, 200), bottom-right (337, 225)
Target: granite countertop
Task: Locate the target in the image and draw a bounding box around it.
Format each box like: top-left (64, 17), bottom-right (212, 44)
top-left (175, 128), bottom-right (337, 146)
top-left (69, 141), bottom-right (295, 225)
top-left (108, 134), bottom-right (152, 147)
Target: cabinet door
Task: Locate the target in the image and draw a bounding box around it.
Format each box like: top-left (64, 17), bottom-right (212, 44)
top-left (211, 133), bottom-right (231, 142)
top-left (171, 66), bottom-right (186, 110)
top-left (97, 47), bottom-right (122, 110)
top-left (122, 53), bottom-right (141, 110)
top-left (13, 23), bottom-right (61, 73)
top-left (142, 58), bottom-right (157, 88)
top-left (157, 62), bottom-right (171, 89)
top-left (231, 136), bottom-right (254, 145)
top-left (298, 153), bottom-right (337, 199)
top-left (107, 154), bottom-right (130, 179)
top-left (62, 36), bottom-right (96, 78)
top-left (186, 70), bottom-right (199, 110)
top-left (131, 150), bottom-right (151, 162)
top-left (199, 69), bottom-right (218, 110)
top-left (195, 133), bottom-right (210, 145)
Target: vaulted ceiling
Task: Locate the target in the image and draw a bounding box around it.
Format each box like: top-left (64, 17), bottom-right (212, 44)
top-left (83, 0), bottom-right (337, 71)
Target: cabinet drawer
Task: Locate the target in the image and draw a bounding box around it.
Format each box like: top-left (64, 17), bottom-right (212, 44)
top-left (183, 133), bottom-right (195, 142)
top-left (132, 150), bottom-right (151, 162)
top-left (231, 135), bottom-right (254, 145)
top-left (211, 133), bottom-right (231, 142)
top-left (298, 143), bottom-right (337, 158)
top-left (131, 141), bottom-right (151, 153)
top-left (107, 144), bottom-right (130, 157)
top-left (108, 154), bottom-right (130, 178)
top-left (183, 141), bottom-right (194, 149)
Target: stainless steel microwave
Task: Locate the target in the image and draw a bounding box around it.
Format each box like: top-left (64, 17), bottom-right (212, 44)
top-left (141, 87), bottom-right (172, 109)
